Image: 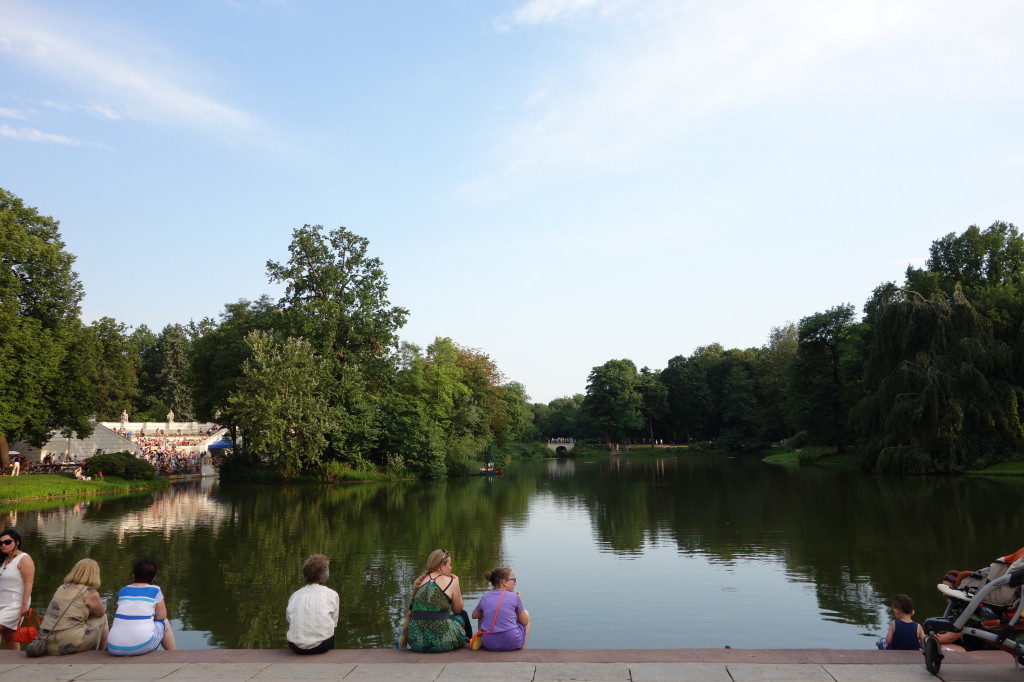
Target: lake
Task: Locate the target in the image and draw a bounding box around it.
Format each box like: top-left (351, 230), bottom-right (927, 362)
top-left (6, 451), bottom-right (1022, 650)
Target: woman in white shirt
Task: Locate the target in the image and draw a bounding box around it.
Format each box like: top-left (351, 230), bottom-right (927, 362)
top-left (286, 554), bottom-right (339, 655)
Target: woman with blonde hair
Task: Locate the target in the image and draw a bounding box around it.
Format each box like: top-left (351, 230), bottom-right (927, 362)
top-left (36, 558), bottom-right (108, 655)
top-left (402, 549), bottom-right (472, 652)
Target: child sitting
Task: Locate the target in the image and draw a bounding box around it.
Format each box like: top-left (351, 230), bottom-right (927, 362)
top-left (878, 594), bottom-right (924, 650)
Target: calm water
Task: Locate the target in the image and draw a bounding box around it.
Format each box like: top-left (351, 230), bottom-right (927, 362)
top-left (5, 452), bottom-right (1023, 650)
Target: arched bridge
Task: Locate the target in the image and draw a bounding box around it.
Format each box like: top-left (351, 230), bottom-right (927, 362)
top-left (545, 440), bottom-right (575, 456)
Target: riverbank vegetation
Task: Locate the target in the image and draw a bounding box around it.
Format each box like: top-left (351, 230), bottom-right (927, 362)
top-left (3, 185), bottom-right (1023, 477)
top-left (531, 222), bottom-right (1024, 475)
top-left (0, 473), bottom-right (169, 503)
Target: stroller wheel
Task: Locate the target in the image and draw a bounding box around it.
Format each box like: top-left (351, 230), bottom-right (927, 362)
top-left (923, 635), bottom-right (943, 675)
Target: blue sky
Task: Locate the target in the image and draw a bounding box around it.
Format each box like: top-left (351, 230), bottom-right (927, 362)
top-left (2, 0), bottom-right (1023, 404)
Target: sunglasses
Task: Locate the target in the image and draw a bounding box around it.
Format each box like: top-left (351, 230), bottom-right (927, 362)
top-left (505, 576), bottom-right (517, 583)
top-left (0, 539), bottom-right (14, 546)
top-left (441, 549), bottom-right (450, 559)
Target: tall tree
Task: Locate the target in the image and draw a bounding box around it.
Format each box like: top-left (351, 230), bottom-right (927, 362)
top-left (190, 296), bottom-right (284, 423)
top-left (0, 188), bottom-right (91, 467)
top-left (718, 364), bottom-right (762, 450)
top-left (266, 225), bottom-right (408, 466)
top-left (154, 324), bottom-right (194, 420)
top-left (637, 367), bottom-right (668, 446)
top-left (583, 359), bottom-right (644, 445)
top-left (228, 331), bottom-right (331, 476)
top-left (87, 317), bottom-right (140, 420)
top-left (660, 354), bottom-right (712, 443)
top-left (853, 288), bottom-right (1024, 473)
top-left (788, 304), bottom-right (858, 451)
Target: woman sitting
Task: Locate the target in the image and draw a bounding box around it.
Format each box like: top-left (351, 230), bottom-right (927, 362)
top-left (286, 554), bottom-right (339, 655)
top-left (106, 558), bottom-right (176, 656)
top-left (37, 558), bottom-right (108, 655)
top-left (403, 549), bottom-right (471, 652)
top-left (471, 566), bottom-right (530, 650)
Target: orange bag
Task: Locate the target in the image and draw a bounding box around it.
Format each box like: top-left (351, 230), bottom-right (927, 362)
top-left (13, 608), bottom-right (39, 644)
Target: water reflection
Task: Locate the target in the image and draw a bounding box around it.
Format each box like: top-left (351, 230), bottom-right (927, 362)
top-left (6, 455), bottom-right (1024, 649)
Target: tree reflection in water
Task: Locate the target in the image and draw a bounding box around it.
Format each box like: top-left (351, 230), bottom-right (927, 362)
top-left (9, 456), bottom-right (1024, 649)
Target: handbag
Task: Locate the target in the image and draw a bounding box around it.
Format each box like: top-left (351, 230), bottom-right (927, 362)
top-left (470, 590), bottom-right (507, 651)
top-left (24, 585), bottom-right (88, 657)
top-left (13, 608), bottom-right (39, 644)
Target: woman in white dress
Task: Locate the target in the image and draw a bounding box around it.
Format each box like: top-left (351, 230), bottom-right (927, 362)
top-left (0, 528), bottom-right (35, 650)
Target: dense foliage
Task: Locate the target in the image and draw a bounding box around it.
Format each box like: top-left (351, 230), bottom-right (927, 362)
top-left (531, 222), bottom-right (1024, 473)
top-left (3, 185), bottom-right (1022, 475)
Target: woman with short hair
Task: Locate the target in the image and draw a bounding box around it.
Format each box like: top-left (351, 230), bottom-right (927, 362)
top-left (106, 558), bottom-right (176, 656)
top-left (37, 558), bottom-right (108, 655)
top-left (286, 554), bottom-right (339, 655)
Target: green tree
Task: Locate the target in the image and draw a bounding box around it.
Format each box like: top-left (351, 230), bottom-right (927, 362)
top-left (788, 304), bottom-right (858, 451)
top-left (637, 367), bottom-right (668, 447)
top-left (583, 359), bottom-right (644, 446)
top-left (86, 317), bottom-right (140, 420)
top-left (155, 324), bottom-right (195, 420)
top-left (266, 225), bottom-right (409, 467)
top-left (660, 354), bottom-right (712, 443)
top-left (853, 288), bottom-right (1024, 473)
top-left (0, 188), bottom-right (91, 467)
top-left (227, 331), bottom-right (331, 476)
top-left (718, 364), bottom-right (762, 450)
top-left (190, 296), bottom-right (285, 424)
top-left (755, 324), bottom-right (797, 441)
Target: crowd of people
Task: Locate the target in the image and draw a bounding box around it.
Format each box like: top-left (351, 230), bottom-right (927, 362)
top-left (0, 529), bottom-right (175, 656)
top-left (1, 529), bottom-right (528, 658)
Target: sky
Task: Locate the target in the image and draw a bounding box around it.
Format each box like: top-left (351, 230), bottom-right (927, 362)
top-left (2, 0), bottom-right (1023, 404)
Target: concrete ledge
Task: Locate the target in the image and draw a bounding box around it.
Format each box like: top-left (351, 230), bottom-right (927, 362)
top-left (0, 648), bottom-right (1015, 682)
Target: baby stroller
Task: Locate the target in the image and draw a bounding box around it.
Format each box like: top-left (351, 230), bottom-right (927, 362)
top-left (922, 549), bottom-right (1024, 675)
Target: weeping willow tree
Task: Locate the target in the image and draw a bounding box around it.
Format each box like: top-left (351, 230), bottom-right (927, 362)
top-left (853, 286), bottom-right (1024, 473)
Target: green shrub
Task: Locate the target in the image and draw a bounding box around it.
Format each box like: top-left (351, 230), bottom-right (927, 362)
top-left (83, 452), bottom-right (155, 480)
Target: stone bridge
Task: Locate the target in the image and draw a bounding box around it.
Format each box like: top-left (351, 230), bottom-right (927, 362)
top-left (546, 440), bottom-right (575, 456)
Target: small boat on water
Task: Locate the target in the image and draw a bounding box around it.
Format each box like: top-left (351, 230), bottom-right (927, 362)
top-left (477, 465), bottom-right (503, 476)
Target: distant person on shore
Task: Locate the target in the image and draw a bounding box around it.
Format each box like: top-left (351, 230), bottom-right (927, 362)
top-left (37, 558), bottom-right (108, 655)
top-left (107, 558), bottom-right (176, 656)
top-left (401, 549), bottom-right (471, 652)
top-left (286, 554), bottom-right (339, 655)
top-left (471, 566), bottom-right (530, 650)
top-left (878, 594), bottom-right (924, 650)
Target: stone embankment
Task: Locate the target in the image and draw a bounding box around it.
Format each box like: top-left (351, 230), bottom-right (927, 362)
top-left (0, 648), bottom-right (1017, 681)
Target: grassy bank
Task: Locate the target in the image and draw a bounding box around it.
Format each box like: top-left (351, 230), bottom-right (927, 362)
top-left (969, 461), bottom-right (1024, 476)
top-left (0, 473), bottom-right (169, 503)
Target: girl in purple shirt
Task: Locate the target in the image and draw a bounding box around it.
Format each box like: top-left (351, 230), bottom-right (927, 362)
top-left (471, 566), bottom-right (530, 650)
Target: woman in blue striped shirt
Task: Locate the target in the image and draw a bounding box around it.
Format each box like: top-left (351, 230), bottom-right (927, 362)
top-left (106, 558), bottom-right (177, 656)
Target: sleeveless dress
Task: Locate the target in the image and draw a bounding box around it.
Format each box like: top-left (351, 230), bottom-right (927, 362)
top-left (0, 553), bottom-right (29, 630)
top-left (39, 583), bottom-right (105, 655)
top-left (405, 580), bottom-right (468, 652)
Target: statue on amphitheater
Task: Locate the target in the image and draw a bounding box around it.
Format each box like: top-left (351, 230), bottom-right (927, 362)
top-left (121, 409), bottom-right (129, 426)
top-left (167, 409), bottom-right (175, 425)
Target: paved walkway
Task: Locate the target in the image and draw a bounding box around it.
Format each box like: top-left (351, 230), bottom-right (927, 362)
top-left (0, 648), bottom-right (1019, 681)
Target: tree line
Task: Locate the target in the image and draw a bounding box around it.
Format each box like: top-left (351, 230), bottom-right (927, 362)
top-left (530, 221), bottom-right (1024, 474)
top-left (0, 188), bottom-right (531, 477)
top-left (5, 185), bottom-right (1022, 476)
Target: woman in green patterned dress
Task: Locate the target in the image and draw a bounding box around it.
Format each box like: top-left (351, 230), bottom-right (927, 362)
top-left (403, 549), bottom-right (472, 652)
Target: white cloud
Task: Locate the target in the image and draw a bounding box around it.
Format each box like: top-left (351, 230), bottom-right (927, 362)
top-left (473, 0), bottom-right (1024, 198)
top-left (0, 123), bottom-right (98, 146)
top-left (0, 107), bottom-right (29, 120)
top-left (0, 5), bottom-right (267, 143)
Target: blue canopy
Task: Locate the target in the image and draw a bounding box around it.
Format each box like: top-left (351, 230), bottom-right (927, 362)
top-left (208, 438), bottom-right (235, 449)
